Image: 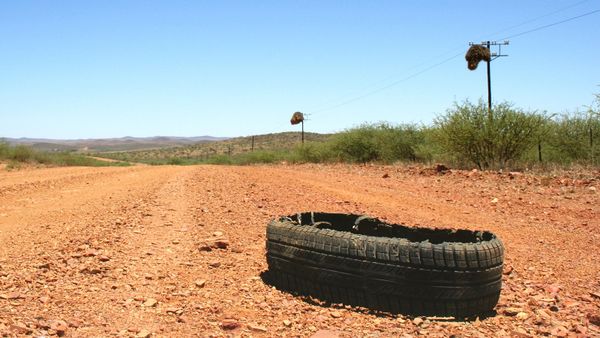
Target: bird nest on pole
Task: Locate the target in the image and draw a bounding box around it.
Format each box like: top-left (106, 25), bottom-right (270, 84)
top-left (465, 45), bottom-right (491, 70)
top-left (290, 112), bottom-right (304, 125)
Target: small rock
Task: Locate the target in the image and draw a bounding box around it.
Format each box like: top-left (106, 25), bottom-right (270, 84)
top-left (166, 307), bottom-right (182, 314)
top-left (588, 312), bottom-right (600, 326)
top-left (98, 255), bottom-right (110, 262)
top-left (198, 244), bottom-right (212, 252)
top-left (172, 239), bottom-right (180, 244)
top-left (38, 262), bottom-right (51, 269)
top-left (194, 280), bottom-right (206, 288)
top-left (435, 164), bottom-right (449, 173)
top-left (382, 173), bottom-right (390, 178)
top-left (544, 284), bottom-right (561, 295)
top-left (0, 291), bottom-right (23, 300)
top-left (535, 309), bottom-right (552, 320)
top-left (136, 329), bottom-right (151, 338)
top-left (50, 320), bottom-right (68, 336)
top-left (213, 231), bottom-right (224, 237)
top-left (510, 328), bottom-right (532, 338)
top-left (590, 291), bottom-right (600, 299)
top-left (143, 298), bottom-right (158, 307)
top-left (503, 307), bottom-right (524, 316)
top-left (311, 330), bottom-right (341, 338)
top-left (283, 319), bottom-right (292, 327)
top-left (9, 323), bottom-right (32, 335)
top-left (491, 197), bottom-right (499, 204)
top-left (221, 319), bottom-right (240, 330)
top-left (503, 265), bottom-right (514, 275)
top-left (247, 324), bottom-right (268, 332)
top-left (516, 312), bottom-right (529, 320)
top-left (209, 261), bottom-right (221, 268)
top-left (550, 326), bottom-right (569, 337)
top-left (84, 249), bottom-right (98, 257)
top-left (413, 317), bottom-right (424, 326)
top-left (588, 186), bottom-right (597, 192)
top-left (67, 319), bottom-right (82, 328)
top-left (575, 325), bottom-right (588, 334)
top-left (37, 320), bottom-right (51, 330)
top-left (330, 311), bottom-right (342, 318)
top-left (213, 239), bottom-right (230, 249)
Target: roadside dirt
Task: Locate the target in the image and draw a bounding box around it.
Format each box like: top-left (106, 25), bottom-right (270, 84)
top-left (0, 164), bottom-right (598, 337)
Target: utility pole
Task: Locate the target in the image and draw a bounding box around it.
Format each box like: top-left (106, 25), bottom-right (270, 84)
top-left (251, 136), bottom-right (255, 152)
top-left (468, 40), bottom-right (509, 120)
top-left (290, 111), bottom-right (306, 145)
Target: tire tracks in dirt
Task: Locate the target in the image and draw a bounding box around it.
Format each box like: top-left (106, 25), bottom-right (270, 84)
top-left (1, 164), bottom-right (599, 337)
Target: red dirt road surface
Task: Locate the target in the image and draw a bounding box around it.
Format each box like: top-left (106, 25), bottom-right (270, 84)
top-left (0, 164), bottom-right (599, 337)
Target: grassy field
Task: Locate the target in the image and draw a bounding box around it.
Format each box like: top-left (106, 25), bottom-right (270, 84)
top-left (95, 99), bottom-right (600, 171)
top-left (98, 132), bottom-right (332, 164)
top-left (0, 142), bottom-right (130, 169)
top-left (7, 98), bottom-right (597, 171)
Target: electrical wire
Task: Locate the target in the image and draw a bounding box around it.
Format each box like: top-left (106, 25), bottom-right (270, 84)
top-left (498, 8), bottom-right (600, 40)
top-left (482, 0), bottom-right (592, 40)
top-left (313, 52), bottom-right (463, 114)
top-left (305, 48), bottom-right (464, 113)
top-left (304, 3), bottom-right (600, 116)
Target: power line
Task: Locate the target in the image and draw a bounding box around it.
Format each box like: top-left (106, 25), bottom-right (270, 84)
top-left (484, 0), bottom-right (592, 39)
top-left (499, 8), bottom-right (600, 40)
top-left (304, 4), bottom-right (599, 116)
top-left (314, 52), bottom-right (463, 113)
top-left (306, 48), bottom-right (463, 112)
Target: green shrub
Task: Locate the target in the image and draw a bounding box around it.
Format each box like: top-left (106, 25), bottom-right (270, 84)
top-left (542, 111), bottom-right (600, 165)
top-left (0, 142), bottom-right (9, 158)
top-left (0, 143), bottom-right (130, 168)
top-left (330, 123), bottom-right (424, 163)
top-left (11, 145), bottom-right (35, 162)
top-left (291, 142), bottom-right (335, 163)
top-left (434, 100), bottom-right (546, 169)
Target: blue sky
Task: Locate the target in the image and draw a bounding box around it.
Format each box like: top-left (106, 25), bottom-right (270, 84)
top-left (1, 1), bottom-right (599, 139)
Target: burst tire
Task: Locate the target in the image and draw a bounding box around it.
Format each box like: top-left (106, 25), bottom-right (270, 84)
top-left (265, 212), bottom-right (504, 317)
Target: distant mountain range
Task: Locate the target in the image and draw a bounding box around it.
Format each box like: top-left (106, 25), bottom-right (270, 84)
top-left (1, 136), bottom-right (229, 152)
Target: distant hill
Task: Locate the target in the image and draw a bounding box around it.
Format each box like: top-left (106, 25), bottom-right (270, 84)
top-left (96, 132), bottom-right (332, 163)
top-left (0, 136), bottom-right (228, 152)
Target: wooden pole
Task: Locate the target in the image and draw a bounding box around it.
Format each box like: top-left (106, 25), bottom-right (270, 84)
top-left (486, 41), bottom-right (492, 122)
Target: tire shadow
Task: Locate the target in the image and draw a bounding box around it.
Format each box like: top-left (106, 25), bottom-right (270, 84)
top-left (259, 270), bottom-right (497, 322)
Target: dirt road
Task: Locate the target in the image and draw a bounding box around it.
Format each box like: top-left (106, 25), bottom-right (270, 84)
top-left (0, 164), bottom-right (598, 337)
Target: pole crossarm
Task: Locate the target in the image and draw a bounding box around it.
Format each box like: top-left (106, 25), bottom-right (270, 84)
top-left (466, 40), bottom-right (510, 119)
top-left (469, 40), bottom-right (510, 60)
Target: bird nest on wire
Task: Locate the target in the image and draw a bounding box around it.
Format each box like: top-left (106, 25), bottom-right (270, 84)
top-left (465, 45), bottom-right (490, 70)
top-left (290, 112), bottom-right (304, 125)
